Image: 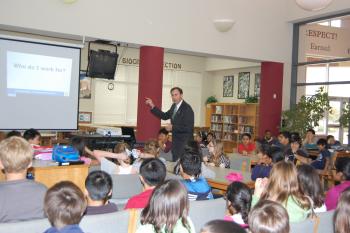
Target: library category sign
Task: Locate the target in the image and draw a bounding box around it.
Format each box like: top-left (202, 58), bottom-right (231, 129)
top-left (301, 24), bottom-right (350, 58)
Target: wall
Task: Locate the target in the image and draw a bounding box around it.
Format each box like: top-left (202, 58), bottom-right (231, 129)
top-left (0, 0), bottom-right (293, 63)
top-left (208, 67), bottom-right (261, 103)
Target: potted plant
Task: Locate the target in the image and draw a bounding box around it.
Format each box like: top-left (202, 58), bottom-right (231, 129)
top-left (339, 103), bottom-right (350, 145)
top-left (205, 96), bottom-right (218, 105)
top-left (245, 96), bottom-right (259, 103)
top-left (281, 87), bottom-right (331, 137)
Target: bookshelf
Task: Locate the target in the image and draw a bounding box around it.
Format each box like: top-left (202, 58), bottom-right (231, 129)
top-left (206, 103), bottom-right (259, 153)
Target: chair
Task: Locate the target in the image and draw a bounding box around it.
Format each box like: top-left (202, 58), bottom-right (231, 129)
top-left (290, 218), bottom-right (314, 233)
top-left (159, 150), bottom-right (173, 162)
top-left (0, 218), bottom-right (50, 233)
top-left (189, 198), bottom-right (226, 233)
top-left (80, 210), bottom-right (130, 233)
top-left (110, 174), bottom-right (143, 209)
top-left (229, 155), bottom-right (252, 172)
top-left (317, 211), bottom-right (334, 233)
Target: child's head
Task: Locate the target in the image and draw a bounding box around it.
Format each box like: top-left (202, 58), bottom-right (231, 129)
top-left (139, 158), bottom-right (167, 188)
top-left (334, 187), bottom-right (350, 233)
top-left (261, 161), bottom-right (310, 209)
top-left (144, 139), bottom-right (160, 157)
top-left (85, 171), bottom-right (113, 204)
top-left (264, 130), bottom-right (272, 140)
top-left (207, 132), bottom-right (215, 143)
top-left (248, 200), bottom-right (290, 233)
top-left (241, 133), bottom-right (251, 145)
top-left (200, 220), bottom-right (245, 233)
top-left (114, 142), bottom-right (133, 165)
top-left (158, 128), bottom-right (169, 143)
top-left (141, 179), bottom-right (191, 233)
top-left (290, 136), bottom-right (302, 152)
top-left (265, 147), bottom-right (284, 164)
top-left (179, 150), bottom-right (202, 179)
top-left (44, 181), bottom-right (87, 229)
top-left (226, 182), bottom-right (252, 224)
top-left (194, 131), bottom-right (203, 143)
top-left (327, 135), bottom-right (336, 145)
top-left (0, 136), bottom-right (33, 174)
top-left (23, 128), bottom-right (41, 145)
top-left (213, 140), bottom-right (224, 156)
top-left (297, 164), bottom-right (324, 208)
top-left (317, 138), bottom-right (327, 150)
top-left (70, 137), bottom-right (86, 156)
top-left (335, 157), bottom-right (350, 181)
top-left (306, 129), bottom-right (316, 140)
top-left (5, 130), bottom-right (21, 138)
top-left (278, 131), bottom-right (290, 145)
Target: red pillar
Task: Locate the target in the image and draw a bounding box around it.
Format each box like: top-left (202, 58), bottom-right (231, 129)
top-left (136, 46), bottom-right (164, 141)
top-left (259, 62), bottom-right (284, 138)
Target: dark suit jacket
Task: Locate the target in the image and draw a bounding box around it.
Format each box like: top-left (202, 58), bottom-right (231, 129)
top-left (151, 100), bottom-right (194, 161)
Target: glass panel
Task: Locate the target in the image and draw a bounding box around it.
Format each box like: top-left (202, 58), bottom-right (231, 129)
top-left (328, 84), bottom-right (350, 98)
top-left (297, 65), bottom-right (327, 83)
top-left (328, 101), bottom-right (341, 124)
top-left (296, 85), bottom-right (327, 103)
top-left (329, 61), bottom-right (350, 82)
top-left (315, 119), bottom-right (327, 135)
top-left (328, 127), bottom-right (340, 140)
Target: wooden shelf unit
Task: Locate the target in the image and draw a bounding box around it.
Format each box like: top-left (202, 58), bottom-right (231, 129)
top-left (206, 103), bottom-right (259, 153)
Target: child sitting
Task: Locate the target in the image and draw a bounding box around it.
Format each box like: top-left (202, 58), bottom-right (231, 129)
top-left (93, 142), bottom-right (136, 175)
top-left (44, 181), bottom-right (87, 233)
top-left (297, 164), bottom-right (326, 213)
top-left (84, 171), bottom-right (118, 215)
top-left (179, 151), bottom-right (213, 201)
top-left (224, 182), bottom-right (251, 228)
top-left (133, 139), bottom-right (166, 172)
top-left (237, 133), bottom-right (256, 155)
top-left (200, 220), bottom-right (245, 233)
top-left (248, 200), bottom-right (290, 233)
top-left (136, 179), bottom-right (195, 233)
top-left (253, 161), bottom-right (311, 222)
top-left (327, 135), bottom-right (341, 149)
top-left (158, 128), bottom-right (172, 153)
top-left (303, 129), bottom-right (318, 149)
top-left (310, 138), bottom-right (331, 171)
top-left (325, 157), bottom-right (350, 210)
top-left (205, 140), bottom-right (230, 168)
top-left (251, 147), bottom-right (284, 181)
top-left (333, 187), bottom-right (350, 233)
top-left (0, 136), bottom-right (47, 223)
top-left (23, 128), bottom-right (41, 147)
top-left (125, 158), bottom-right (167, 209)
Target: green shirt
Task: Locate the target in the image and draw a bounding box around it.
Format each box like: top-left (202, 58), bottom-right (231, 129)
top-left (136, 217), bottom-right (195, 233)
top-left (252, 194), bottom-right (310, 223)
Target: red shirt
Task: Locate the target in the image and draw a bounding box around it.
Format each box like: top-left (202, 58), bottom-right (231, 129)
top-left (124, 189), bottom-right (154, 209)
top-left (238, 143), bottom-right (256, 154)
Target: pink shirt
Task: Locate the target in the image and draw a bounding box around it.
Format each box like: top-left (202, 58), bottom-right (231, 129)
top-left (124, 189), bottom-right (154, 209)
top-left (325, 181), bottom-right (350, 210)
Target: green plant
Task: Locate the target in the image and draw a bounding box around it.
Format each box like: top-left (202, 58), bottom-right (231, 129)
top-left (281, 87), bottom-right (331, 137)
top-left (205, 96), bottom-right (218, 105)
top-left (339, 103), bottom-right (350, 128)
top-left (245, 96), bottom-right (258, 103)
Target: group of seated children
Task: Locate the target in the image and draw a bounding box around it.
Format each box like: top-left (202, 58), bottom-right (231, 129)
top-left (2, 133), bottom-right (350, 233)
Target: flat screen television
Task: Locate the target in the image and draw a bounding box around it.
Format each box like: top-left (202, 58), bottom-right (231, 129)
top-left (87, 50), bottom-right (118, 79)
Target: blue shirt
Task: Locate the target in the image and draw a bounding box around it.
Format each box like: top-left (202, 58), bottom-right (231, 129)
top-left (311, 149), bottom-right (331, 170)
top-left (44, 224), bottom-right (84, 233)
top-left (181, 177), bottom-right (213, 201)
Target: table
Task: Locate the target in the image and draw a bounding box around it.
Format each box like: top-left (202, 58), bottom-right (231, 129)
top-left (166, 162), bottom-right (254, 193)
top-left (0, 159), bottom-right (89, 191)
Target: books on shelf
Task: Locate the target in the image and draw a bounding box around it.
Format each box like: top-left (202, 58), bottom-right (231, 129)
top-left (223, 115), bottom-right (237, 124)
top-left (238, 125), bottom-right (254, 134)
top-left (211, 115), bottom-right (222, 123)
top-left (211, 123), bottom-right (222, 131)
top-left (215, 106), bottom-right (223, 114)
top-left (238, 116), bottom-right (248, 124)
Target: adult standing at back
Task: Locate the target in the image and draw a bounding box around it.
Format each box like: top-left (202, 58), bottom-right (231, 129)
top-left (145, 87), bottom-right (194, 161)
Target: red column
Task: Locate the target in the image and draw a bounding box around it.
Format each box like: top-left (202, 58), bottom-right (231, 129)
top-left (136, 46), bottom-right (164, 141)
top-left (259, 62), bottom-right (284, 138)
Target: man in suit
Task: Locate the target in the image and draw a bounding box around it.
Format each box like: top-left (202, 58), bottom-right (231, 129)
top-left (145, 87), bottom-right (194, 161)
